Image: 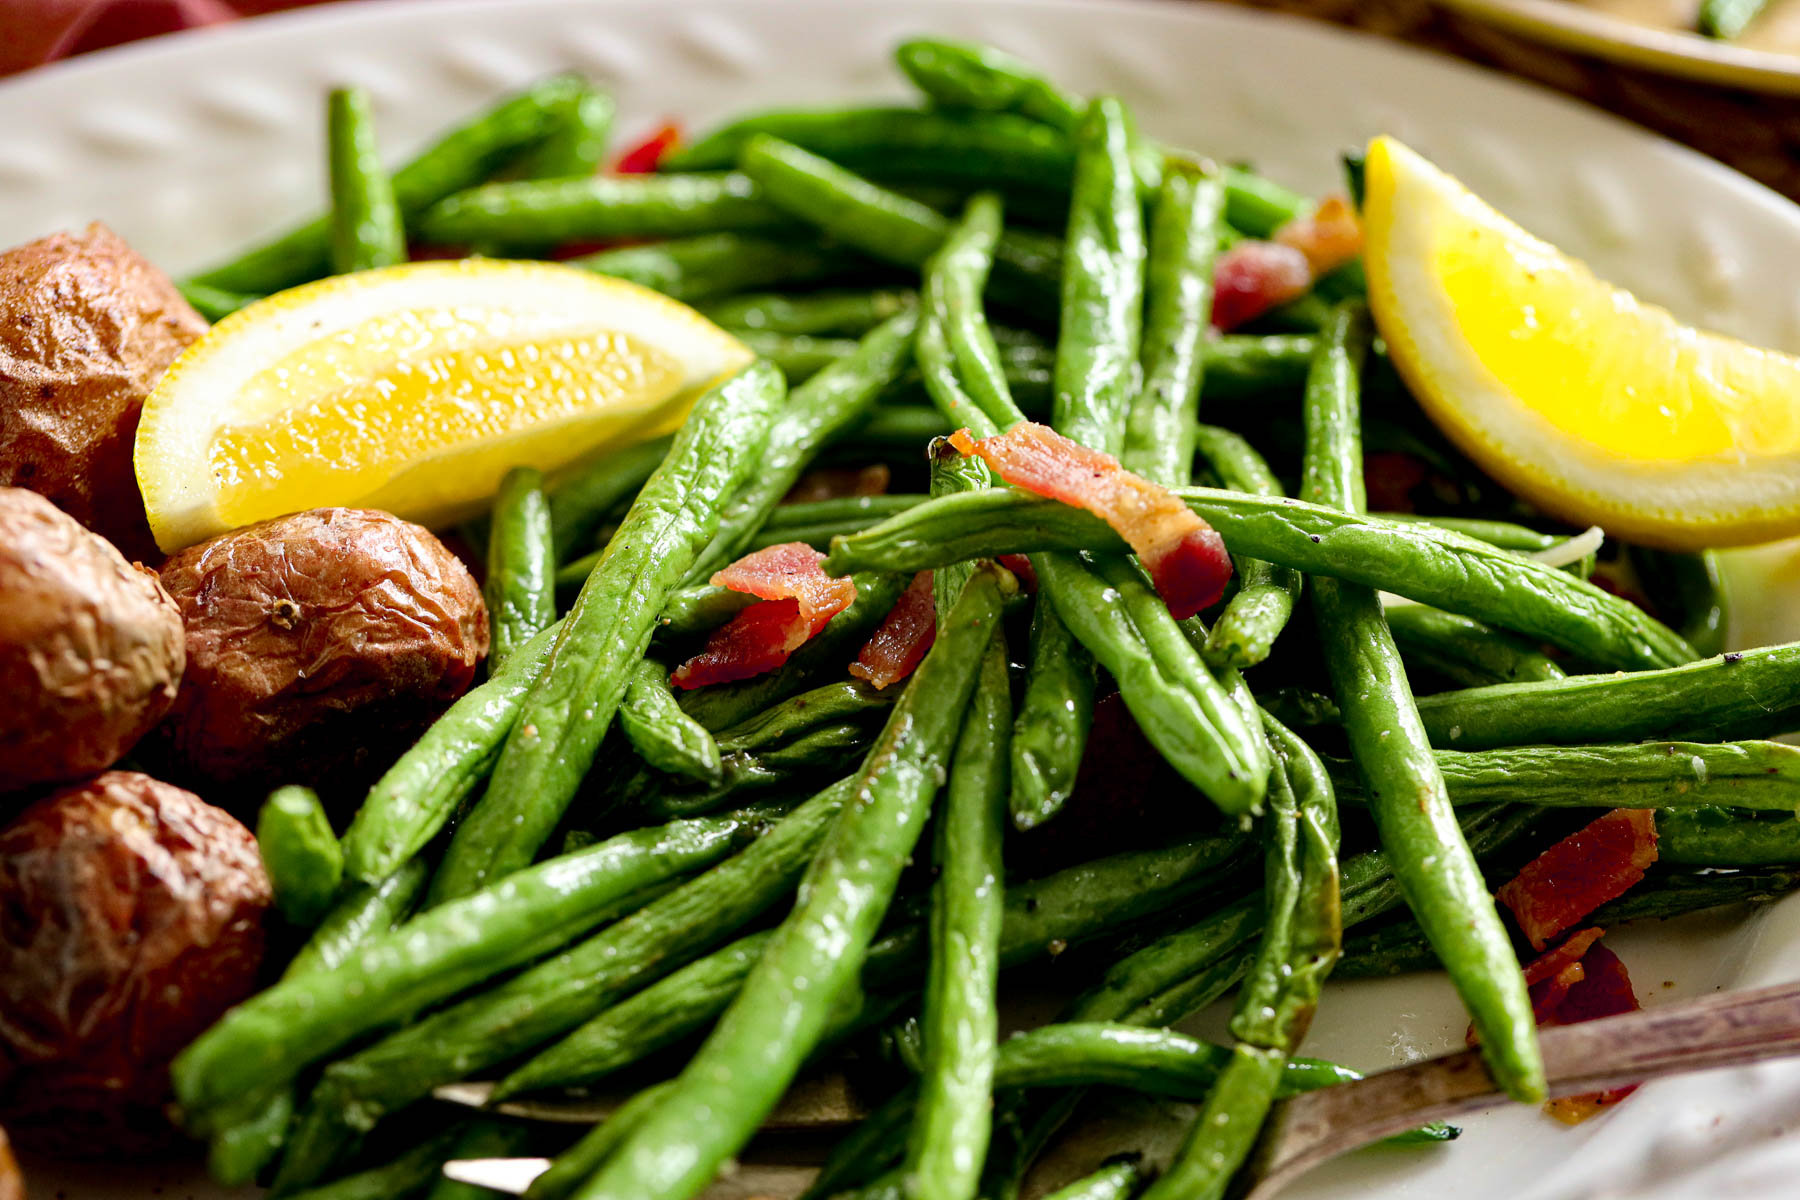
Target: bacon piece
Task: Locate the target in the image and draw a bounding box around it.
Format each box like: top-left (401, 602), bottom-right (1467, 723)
top-left (1211, 241), bottom-right (1312, 331)
top-left (998, 554), bottom-right (1038, 592)
top-left (615, 122), bottom-right (681, 174)
top-left (1497, 809), bottom-right (1659, 950)
top-left (949, 423), bottom-right (1232, 618)
top-left (784, 464), bottom-right (891, 504)
top-left (1541, 940), bottom-right (1642, 1124)
top-left (849, 571), bottom-right (935, 689)
top-left (1523, 927), bottom-right (1606, 1023)
top-left (671, 543), bottom-right (856, 689)
top-left (1274, 194), bottom-right (1364, 277)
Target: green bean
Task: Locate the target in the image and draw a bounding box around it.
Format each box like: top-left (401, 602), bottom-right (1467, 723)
top-left (1700, 0), bottom-right (1768, 38)
top-left (1385, 605), bottom-right (1567, 688)
top-left (209, 862), bottom-right (430, 1187)
top-left (545, 437), bottom-right (670, 562)
top-left (432, 361), bottom-right (785, 901)
top-left (917, 193), bottom-right (1015, 438)
top-left (179, 280), bottom-right (260, 322)
top-left (1416, 644), bottom-right (1800, 749)
top-left (341, 619), bottom-right (561, 885)
top-left (822, 489), bottom-right (1696, 671)
top-left (416, 173), bottom-right (791, 248)
top-left (1123, 164), bottom-right (1222, 484)
top-left (173, 813), bottom-right (748, 1122)
top-left (653, 581), bottom-right (756, 636)
top-left (286, 858), bottom-right (430, 981)
top-left (1656, 808), bottom-right (1800, 866)
top-left (902, 450), bottom-right (1012, 1200)
top-left (256, 785), bottom-right (343, 929)
top-left (1301, 301), bottom-right (1541, 1104)
top-left (568, 566), bottom-right (1008, 1200)
top-left (1330, 740), bottom-right (1800, 812)
top-left (517, 85), bottom-right (614, 179)
top-left (1199, 333), bottom-right (1316, 400)
top-left (425, 1119), bottom-right (536, 1200)
top-left (617, 658), bottom-right (722, 784)
top-left (282, 783), bottom-right (854, 1189)
top-left (1194, 424), bottom-right (1303, 670)
top-left (747, 495), bottom-right (927, 551)
top-left (279, 1126), bottom-right (466, 1200)
top-left (633, 722), bottom-right (875, 818)
top-left (1122, 947), bottom-right (1255, 1030)
top-left (524, 1083), bottom-right (675, 1200)
top-left (1053, 97), bottom-right (1145, 454)
top-left (894, 38), bottom-right (1084, 135)
top-left (326, 87), bottom-right (405, 274)
top-left (702, 289), bottom-right (916, 336)
top-left (1148, 718), bottom-right (1339, 1200)
top-left (1042, 1161), bottom-right (1140, 1200)
top-left (1371, 512), bottom-right (1561, 553)
top-left (570, 234), bottom-right (868, 303)
top-left (685, 314), bottom-right (917, 584)
top-left (737, 135), bottom-right (1060, 301)
top-left (1628, 547), bottom-right (1731, 659)
top-left (735, 330), bottom-right (861, 382)
top-left (503, 834), bottom-right (1249, 1098)
top-left (485, 466), bottom-right (555, 671)
top-left (1009, 583), bottom-right (1097, 830)
top-left (667, 106), bottom-right (1078, 193)
top-left (677, 571), bottom-right (910, 732)
top-left (191, 76), bottom-right (586, 293)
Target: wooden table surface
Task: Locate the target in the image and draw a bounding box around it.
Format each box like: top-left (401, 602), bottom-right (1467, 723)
top-left (1209, 0), bottom-right (1800, 202)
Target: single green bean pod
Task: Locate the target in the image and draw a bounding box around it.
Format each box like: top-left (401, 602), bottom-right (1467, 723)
top-left (256, 785), bottom-right (343, 929)
top-left (326, 86), bottom-right (406, 274)
top-left (484, 465), bottom-right (555, 671)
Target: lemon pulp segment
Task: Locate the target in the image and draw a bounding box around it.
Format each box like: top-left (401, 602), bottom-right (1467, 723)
top-left (208, 318), bottom-right (682, 526)
top-left (1431, 199), bottom-right (1800, 463)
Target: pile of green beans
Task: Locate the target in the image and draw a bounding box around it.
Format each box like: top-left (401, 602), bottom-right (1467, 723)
top-left (174, 34), bottom-right (1796, 1200)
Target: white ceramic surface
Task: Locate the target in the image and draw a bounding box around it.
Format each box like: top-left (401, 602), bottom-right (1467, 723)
top-left (8, 1), bottom-right (1800, 1196)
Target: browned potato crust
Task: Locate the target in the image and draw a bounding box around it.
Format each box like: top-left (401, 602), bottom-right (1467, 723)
top-left (0, 487), bottom-right (185, 793)
top-left (0, 772), bottom-right (269, 1156)
top-left (154, 507), bottom-right (488, 795)
top-left (0, 223), bottom-right (205, 562)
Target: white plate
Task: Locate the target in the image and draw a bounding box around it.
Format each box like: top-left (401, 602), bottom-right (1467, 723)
top-left (1436, 0), bottom-right (1800, 95)
top-left (8, 1), bottom-right (1800, 1197)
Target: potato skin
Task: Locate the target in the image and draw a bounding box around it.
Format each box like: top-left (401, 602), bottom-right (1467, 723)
top-left (0, 772), bottom-right (270, 1156)
top-left (0, 223), bottom-right (206, 563)
top-left (154, 508), bottom-right (488, 795)
top-left (0, 487), bottom-right (185, 792)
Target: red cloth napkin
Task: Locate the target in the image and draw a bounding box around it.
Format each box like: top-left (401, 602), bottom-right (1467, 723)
top-left (0, 0), bottom-right (331, 76)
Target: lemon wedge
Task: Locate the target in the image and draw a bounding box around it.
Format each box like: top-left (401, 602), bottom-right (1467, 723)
top-left (1364, 135), bottom-right (1800, 550)
top-left (137, 259), bottom-right (751, 551)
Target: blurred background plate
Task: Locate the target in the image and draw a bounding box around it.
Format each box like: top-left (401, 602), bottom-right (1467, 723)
top-left (8, 0), bottom-right (1800, 1196)
top-left (1437, 0), bottom-right (1800, 92)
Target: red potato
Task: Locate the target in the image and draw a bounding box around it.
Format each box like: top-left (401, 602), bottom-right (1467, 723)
top-left (0, 223), bottom-right (206, 562)
top-left (0, 772), bottom-right (270, 1156)
top-left (153, 507), bottom-right (488, 796)
top-left (0, 487), bottom-right (185, 793)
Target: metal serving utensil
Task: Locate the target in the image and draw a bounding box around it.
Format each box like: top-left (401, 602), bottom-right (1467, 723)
top-left (436, 979), bottom-right (1800, 1198)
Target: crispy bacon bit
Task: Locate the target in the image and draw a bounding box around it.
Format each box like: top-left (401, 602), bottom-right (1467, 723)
top-left (949, 423), bottom-right (1232, 618)
top-left (1524, 927), bottom-right (1606, 1022)
top-left (997, 554), bottom-right (1038, 592)
top-left (849, 571), bottom-right (935, 689)
top-left (671, 543), bottom-right (856, 689)
top-left (615, 122), bottom-right (681, 174)
top-left (784, 464), bottom-right (891, 505)
top-left (1538, 939), bottom-right (1642, 1124)
top-left (1498, 810), bottom-right (1659, 950)
top-left (1274, 195), bottom-right (1364, 277)
top-left (1211, 241), bottom-right (1312, 331)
